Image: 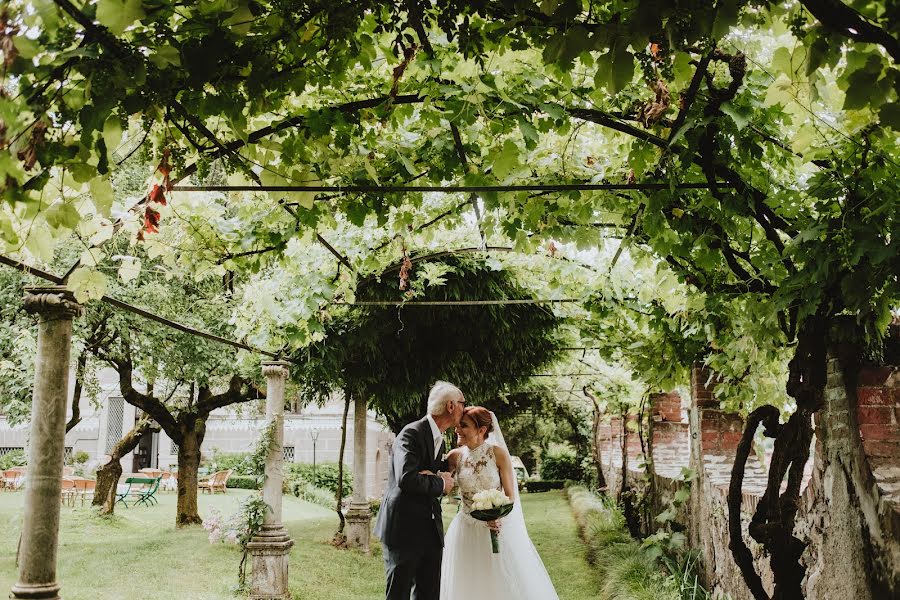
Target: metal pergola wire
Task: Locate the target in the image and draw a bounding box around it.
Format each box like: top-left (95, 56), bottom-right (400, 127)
top-left (172, 182), bottom-right (726, 194)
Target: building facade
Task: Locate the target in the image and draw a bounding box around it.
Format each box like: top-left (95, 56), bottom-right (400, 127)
top-left (0, 368), bottom-right (394, 499)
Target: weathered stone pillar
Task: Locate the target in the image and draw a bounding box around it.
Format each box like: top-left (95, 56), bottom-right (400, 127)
top-left (247, 360), bottom-right (294, 600)
top-left (345, 393), bottom-right (371, 552)
top-left (11, 287), bottom-right (81, 600)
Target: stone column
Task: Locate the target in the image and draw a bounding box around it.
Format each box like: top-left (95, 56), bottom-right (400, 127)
top-left (345, 393), bottom-right (371, 552)
top-left (247, 360), bottom-right (294, 600)
top-left (11, 287), bottom-right (81, 600)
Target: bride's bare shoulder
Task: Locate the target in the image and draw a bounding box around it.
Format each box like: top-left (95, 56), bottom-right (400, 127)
top-left (491, 444), bottom-right (511, 463)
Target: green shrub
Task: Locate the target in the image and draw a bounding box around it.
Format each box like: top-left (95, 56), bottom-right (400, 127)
top-left (540, 442), bottom-right (583, 481)
top-left (210, 450), bottom-right (256, 476)
top-left (226, 475), bottom-right (262, 490)
top-left (369, 496), bottom-right (381, 518)
top-left (0, 449), bottom-right (26, 470)
top-left (73, 450), bottom-right (90, 465)
top-left (285, 462), bottom-right (352, 497)
top-left (524, 480), bottom-right (566, 492)
top-left (567, 486), bottom-right (682, 600)
top-left (291, 478), bottom-right (337, 510)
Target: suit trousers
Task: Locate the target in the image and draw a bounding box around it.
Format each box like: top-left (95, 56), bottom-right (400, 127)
top-left (383, 540), bottom-right (443, 600)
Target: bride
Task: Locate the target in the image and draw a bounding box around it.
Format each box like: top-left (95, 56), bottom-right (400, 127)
top-left (440, 406), bottom-right (560, 600)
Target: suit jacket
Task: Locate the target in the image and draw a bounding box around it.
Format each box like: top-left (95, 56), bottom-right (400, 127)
top-left (374, 417), bottom-right (449, 552)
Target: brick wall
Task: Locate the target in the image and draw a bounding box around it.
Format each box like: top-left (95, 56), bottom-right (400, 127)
top-left (598, 358), bottom-right (900, 599)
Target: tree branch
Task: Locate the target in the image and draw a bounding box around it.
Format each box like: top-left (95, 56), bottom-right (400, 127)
top-left (799, 0), bottom-right (900, 62)
top-left (196, 374), bottom-right (265, 414)
top-left (668, 51), bottom-right (714, 143)
top-left (104, 351), bottom-right (180, 441)
top-left (64, 352), bottom-right (86, 434)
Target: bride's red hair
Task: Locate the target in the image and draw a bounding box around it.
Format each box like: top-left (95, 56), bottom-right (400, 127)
top-left (463, 406), bottom-right (494, 437)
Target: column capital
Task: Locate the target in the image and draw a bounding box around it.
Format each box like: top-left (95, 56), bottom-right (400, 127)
top-left (261, 360), bottom-right (291, 379)
top-left (23, 286), bottom-right (82, 319)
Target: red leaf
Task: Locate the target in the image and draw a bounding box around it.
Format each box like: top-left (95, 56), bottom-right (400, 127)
top-left (398, 254), bottom-right (412, 291)
top-left (144, 206), bottom-right (160, 234)
top-left (156, 148), bottom-right (171, 178)
top-left (149, 184), bottom-right (167, 206)
top-left (157, 148), bottom-right (173, 191)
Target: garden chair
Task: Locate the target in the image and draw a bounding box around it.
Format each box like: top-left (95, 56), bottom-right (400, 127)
top-left (60, 478), bottom-right (77, 507)
top-left (198, 469), bottom-right (232, 494)
top-left (3, 469), bottom-right (25, 491)
top-left (71, 477), bottom-right (95, 506)
top-left (115, 476), bottom-right (161, 508)
top-left (160, 471), bottom-right (173, 492)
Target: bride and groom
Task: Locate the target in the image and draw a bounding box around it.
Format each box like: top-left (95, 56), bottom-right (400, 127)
top-left (374, 381), bottom-right (559, 600)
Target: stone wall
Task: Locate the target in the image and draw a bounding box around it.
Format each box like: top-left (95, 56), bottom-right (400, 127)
top-left (599, 360), bottom-right (900, 600)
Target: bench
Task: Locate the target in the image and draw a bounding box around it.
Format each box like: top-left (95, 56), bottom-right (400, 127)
top-left (116, 476), bottom-right (161, 508)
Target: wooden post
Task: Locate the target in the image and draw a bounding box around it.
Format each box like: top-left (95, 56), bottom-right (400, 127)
top-left (345, 393), bottom-right (371, 552)
top-left (247, 360), bottom-right (294, 599)
top-left (10, 287), bottom-right (81, 600)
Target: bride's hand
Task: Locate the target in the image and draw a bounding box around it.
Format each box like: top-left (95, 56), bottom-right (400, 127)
top-left (419, 470), bottom-right (434, 475)
top-left (486, 519), bottom-right (502, 533)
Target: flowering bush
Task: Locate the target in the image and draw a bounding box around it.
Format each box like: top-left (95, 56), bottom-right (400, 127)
top-left (202, 508), bottom-right (242, 546)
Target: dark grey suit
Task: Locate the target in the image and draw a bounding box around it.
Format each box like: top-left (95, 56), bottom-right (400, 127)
top-left (374, 417), bottom-right (448, 600)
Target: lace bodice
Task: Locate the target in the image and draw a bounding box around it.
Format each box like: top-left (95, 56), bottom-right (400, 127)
top-left (456, 443), bottom-right (502, 514)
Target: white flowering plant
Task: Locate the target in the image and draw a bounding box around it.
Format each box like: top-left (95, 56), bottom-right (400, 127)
top-left (470, 489), bottom-right (514, 553)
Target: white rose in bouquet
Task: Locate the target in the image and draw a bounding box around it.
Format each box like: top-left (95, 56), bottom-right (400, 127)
top-left (470, 489), bottom-right (514, 553)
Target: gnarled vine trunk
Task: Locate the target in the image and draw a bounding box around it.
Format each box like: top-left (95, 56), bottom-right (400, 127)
top-left (176, 417), bottom-right (206, 527)
top-left (728, 316), bottom-right (828, 600)
top-left (94, 418), bottom-right (156, 515)
top-left (583, 387), bottom-right (607, 490)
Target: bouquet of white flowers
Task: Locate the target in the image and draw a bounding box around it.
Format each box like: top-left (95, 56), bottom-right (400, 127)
top-left (470, 489), bottom-right (514, 553)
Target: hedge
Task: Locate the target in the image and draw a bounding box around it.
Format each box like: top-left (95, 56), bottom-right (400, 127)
top-left (285, 462), bottom-right (352, 497)
top-left (540, 443), bottom-right (583, 481)
top-left (226, 475), bottom-right (262, 490)
top-left (523, 480), bottom-right (566, 493)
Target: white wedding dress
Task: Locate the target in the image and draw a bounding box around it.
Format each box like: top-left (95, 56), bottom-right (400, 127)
top-left (440, 431), bottom-right (560, 600)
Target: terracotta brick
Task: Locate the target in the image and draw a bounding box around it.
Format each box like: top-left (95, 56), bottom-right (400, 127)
top-left (859, 423), bottom-right (900, 441)
top-left (722, 431), bottom-right (744, 446)
top-left (858, 388), bottom-right (893, 406)
top-left (858, 367), bottom-right (896, 387)
top-left (722, 416), bottom-right (745, 432)
top-left (702, 430), bottom-right (721, 444)
top-left (700, 411), bottom-right (722, 427)
top-left (863, 440), bottom-right (900, 458)
top-left (857, 406), bottom-right (897, 425)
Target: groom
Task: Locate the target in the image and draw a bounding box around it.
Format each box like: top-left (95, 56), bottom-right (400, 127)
top-left (374, 381), bottom-right (466, 600)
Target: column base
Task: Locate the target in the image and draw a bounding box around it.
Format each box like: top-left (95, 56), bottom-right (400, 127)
top-left (246, 525), bottom-right (294, 600)
top-left (345, 503), bottom-right (372, 553)
top-left (9, 582), bottom-right (61, 600)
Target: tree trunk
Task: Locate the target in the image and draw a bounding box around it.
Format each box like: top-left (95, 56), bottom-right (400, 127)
top-left (94, 418), bottom-right (155, 515)
top-left (176, 418), bottom-right (206, 527)
top-left (64, 352), bottom-right (87, 434)
top-left (583, 387), bottom-right (607, 490)
top-left (335, 393), bottom-right (350, 535)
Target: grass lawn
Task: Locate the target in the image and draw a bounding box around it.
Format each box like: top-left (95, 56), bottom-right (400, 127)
top-left (0, 489), bottom-right (599, 599)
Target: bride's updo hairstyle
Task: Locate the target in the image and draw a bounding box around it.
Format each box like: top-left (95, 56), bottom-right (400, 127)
top-left (464, 406), bottom-right (494, 438)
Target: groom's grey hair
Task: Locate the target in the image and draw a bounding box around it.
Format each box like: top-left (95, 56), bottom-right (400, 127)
top-left (427, 381), bottom-right (463, 416)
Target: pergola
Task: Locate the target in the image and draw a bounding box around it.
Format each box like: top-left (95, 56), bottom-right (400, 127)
top-left (2, 1), bottom-right (897, 599)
